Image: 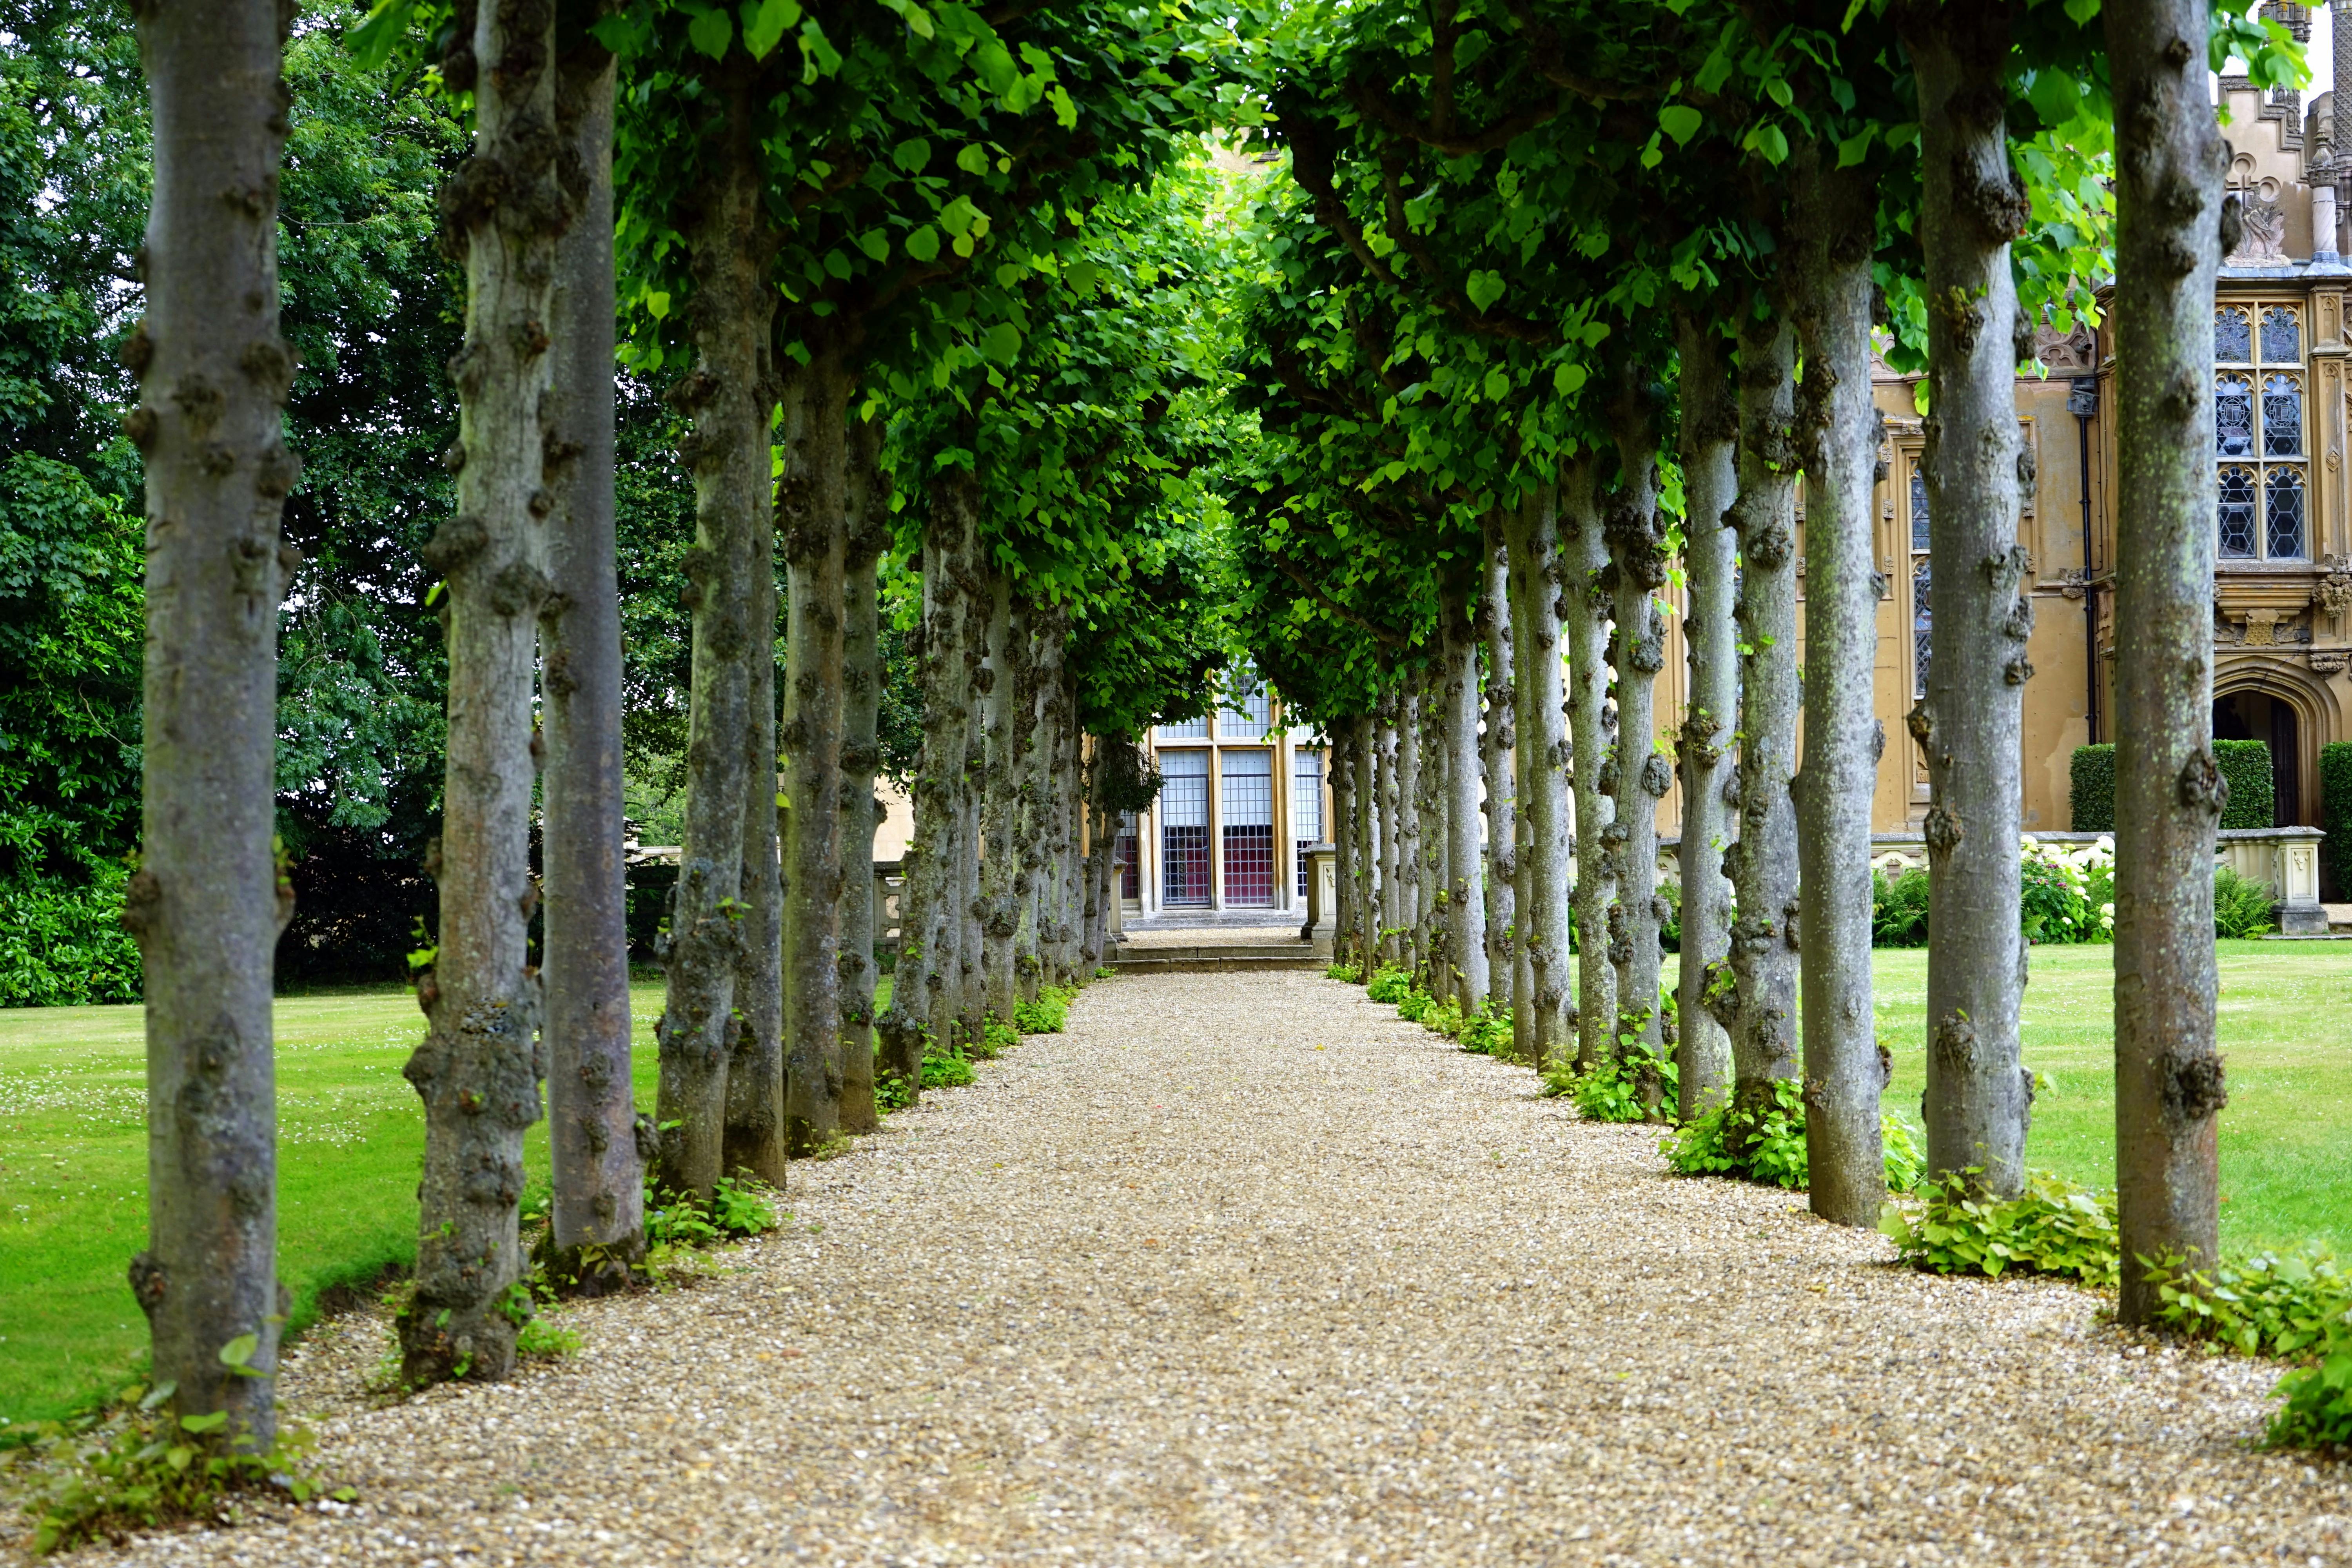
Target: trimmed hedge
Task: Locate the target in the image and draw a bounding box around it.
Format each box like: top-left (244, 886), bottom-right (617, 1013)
top-left (2324, 741), bottom-right (2352, 897)
top-left (2214, 738), bottom-right (2275, 829)
top-left (2069, 744), bottom-right (2115, 831)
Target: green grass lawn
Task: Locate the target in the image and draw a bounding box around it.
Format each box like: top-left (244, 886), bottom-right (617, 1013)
top-left (0, 977), bottom-right (892, 1431)
top-left (1873, 941), bottom-right (2352, 1256)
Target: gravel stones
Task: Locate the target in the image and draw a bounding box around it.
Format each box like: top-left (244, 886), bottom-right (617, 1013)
top-left (22, 971), bottom-right (2352, 1564)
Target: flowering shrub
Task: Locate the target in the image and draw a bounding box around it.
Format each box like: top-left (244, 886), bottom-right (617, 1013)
top-left (2018, 835), bottom-right (2114, 944)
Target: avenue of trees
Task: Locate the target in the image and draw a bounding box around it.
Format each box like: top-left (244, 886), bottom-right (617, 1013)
top-left (3, 0), bottom-right (2311, 1466)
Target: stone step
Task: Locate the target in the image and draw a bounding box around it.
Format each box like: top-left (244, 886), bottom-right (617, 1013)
top-left (1110, 949), bottom-right (1329, 974)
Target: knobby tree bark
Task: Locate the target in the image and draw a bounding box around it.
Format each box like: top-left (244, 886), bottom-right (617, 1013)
top-left (837, 411), bottom-right (887, 1136)
top-left (125, 0), bottom-right (298, 1442)
top-left (779, 346), bottom-right (853, 1158)
top-left (1440, 592), bottom-right (1488, 1011)
top-left (1478, 508), bottom-right (1519, 1031)
top-left (1329, 726), bottom-right (1357, 966)
top-left (1506, 482), bottom-right (1572, 1066)
top-left (400, 0), bottom-right (572, 1383)
top-left (1671, 309), bottom-right (1737, 1122)
top-left (2106, 0), bottom-right (2229, 1321)
top-left (1394, 692), bottom-right (1425, 981)
top-left (1355, 714), bottom-right (1379, 976)
top-left (1791, 150), bottom-right (1888, 1225)
top-left (722, 355), bottom-right (786, 1185)
top-left (978, 573), bottom-right (1022, 1024)
top-left (541, 24), bottom-right (643, 1274)
top-left (1603, 400), bottom-right (1670, 1079)
top-left (651, 72), bottom-right (774, 1199)
top-left (1375, 704), bottom-right (1401, 971)
top-left (1906, 5), bottom-right (2035, 1194)
top-left (1721, 309), bottom-right (1802, 1112)
top-left (1559, 459), bottom-right (1617, 1069)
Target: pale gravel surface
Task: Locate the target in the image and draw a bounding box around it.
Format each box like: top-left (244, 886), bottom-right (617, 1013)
top-left (17, 969), bottom-right (2352, 1565)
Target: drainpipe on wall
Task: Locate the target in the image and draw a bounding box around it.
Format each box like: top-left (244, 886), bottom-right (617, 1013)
top-left (2070, 376), bottom-right (2101, 746)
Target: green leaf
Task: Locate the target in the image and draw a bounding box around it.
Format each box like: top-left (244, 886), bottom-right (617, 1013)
top-left (178, 1410), bottom-right (229, 1434)
top-left (876, 0), bottom-right (935, 37)
top-left (1658, 104), bottom-right (1703, 146)
top-left (980, 322), bottom-right (1021, 363)
top-left (1553, 362), bottom-right (1587, 396)
top-left (906, 225), bottom-right (942, 263)
top-left (1464, 269), bottom-right (1506, 314)
top-left (1746, 123), bottom-right (1790, 165)
top-left (892, 138), bottom-right (933, 173)
top-left (2027, 68), bottom-right (2079, 129)
top-left (645, 290), bottom-right (671, 320)
top-left (743, 0), bottom-right (799, 59)
top-left (956, 143), bottom-right (991, 176)
top-left (687, 6), bottom-right (733, 59)
top-left (857, 229), bottom-right (890, 262)
top-left (1836, 128), bottom-right (1876, 169)
top-left (1483, 368), bottom-right (1511, 401)
top-left (218, 1332), bottom-right (260, 1368)
top-left (2062, 0), bottom-right (2099, 20)
top-left (346, 0), bottom-right (418, 71)
top-left (1050, 84), bottom-right (1078, 130)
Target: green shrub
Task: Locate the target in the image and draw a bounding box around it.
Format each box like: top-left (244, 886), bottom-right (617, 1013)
top-left (0, 863), bottom-right (142, 1007)
top-left (2215, 737), bottom-right (2275, 829)
top-left (1324, 962), bottom-right (1363, 982)
top-left (2214, 864), bottom-right (2276, 939)
top-left (2069, 743), bottom-right (2116, 832)
top-left (1879, 1169), bottom-right (2120, 1287)
top-left (1871, 867), bottom-right (1931, 947)
top-left (2323, 742), bottom-right (2352, 898)
top-left (1013, 985), bottom-right (1073, 1035)
top-left (1656, 877), bottom-right (1681, 954)
top-left (1547, 1048), bottom-right (1679, 1123)
top-left (1661, 1080), bottom-right (1926, 1192)
top-left (1365, 965), bottom-right (1411, 1004)
top-left (968, 1019), bottom-right (1019, 1058)
top-left (1457, 1007), bottom-right (1513, 1056)
top-left (2020, 836), bottom-right (2114, 944)
top-left (643, 1175), bottom-right (777, 1250)
top-left (2270, 1321), bottom-right (2352, 1450)
top-left (2144, 1246), bottom-right (2352, 1359)
top-left (1394, 987), bottom-right (1435, 1023)
top-left (922, 1049), bottom-right (975, 1089)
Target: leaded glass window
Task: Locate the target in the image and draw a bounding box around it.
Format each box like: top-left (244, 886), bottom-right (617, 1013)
top-left (2219, 465), bottom-right (2258, 557)
top-left (2266, 468), bottom-right (2306, 559)
top-left (1912, 559), bottom-right (1932, 699)
top-left (2261, 305), bottom-right (2300, 363)
top-left (2216, 305), bottom-right (2252, 362)
top-left (1909, 466), bottom-right (1929, 550)
top-left (2217, 374), bottom-right (2255, 457)
top-left (2215, 298), bottom-right (2309, 560)
top-left (2263, 374), bottom-right (2303, 456)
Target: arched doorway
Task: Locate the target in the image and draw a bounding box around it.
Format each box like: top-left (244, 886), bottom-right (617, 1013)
top-left (2212, 687), bottom-right (2301, 825)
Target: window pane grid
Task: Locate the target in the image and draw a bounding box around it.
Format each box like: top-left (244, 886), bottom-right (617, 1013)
top-left (1159, 751), bottom-right (1209, 907)
top-left (1221, 750), bottom-right (1274, 908)
top-left (1293, 751), bottom-right (1323, 897)
top-left (2214, 299), bottom-right (2308, 561)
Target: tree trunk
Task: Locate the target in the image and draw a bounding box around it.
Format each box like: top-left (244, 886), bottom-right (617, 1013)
top-left (1731, 305), bottom-right (1797, 1114)
top-left (1506, 482), bottom-right (1573, 1067)
top-left (1907, 7), bottom-right (2033, 1195)
top-left (837, 412), bottom-right (886, 1136)
top-left (1671, 310), bottom-right (1737, 1122)
top-left (125, 0), bottom-right (294, 1443)
top-left (398, 0), bottom-right (568, 1383)
top-left (722, 356), bottom-right (785, 1184)
top-left (1604, 404), bottom-right (1670, 1077)
top-left (949, 678), bottom-right (988, 1046)
top-left (1724, 310), bottom-right (1802, 1112)
top-left (1480, 509), bottom-right (1519, 1031)
top-left (1356, 714), bottom-right (1379, 976)
top-left (978, 573), bottom-right (1021, 1026)
top-left (1375, 706), bottom-right (1400, 971)
top-left (1080, 739), bottom-right (1115, 973)
top-left (1441, 594), bottom-right (1488, 1012)
top-left (1327, 725), bottom-right (1353, 965)
top-left (2106, 0), bottom-right (2227, 1322)
top-left (1394, 694), bottom-right (1424, 981)
top-left (1014, 613), bottom-right (1063, 1006)
top-left (541, 31), bottom-right (641, 1270)
top-left (651, 77), bottom-right (772, 1200)
top-left (1559, 459), bottom-right (1617, 1069)
top-left (879, 475), bottom-right (961, 1089)
top-left (779, 348), bottom-right (852, 1158)
top-left (1791, 151), bottom-right (1888, 1224)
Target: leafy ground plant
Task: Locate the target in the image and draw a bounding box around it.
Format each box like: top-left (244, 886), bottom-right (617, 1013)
top-left (1662, 1079), bottom-right (1926, 1192)
top-left (1323, 962), bottom-right (1362, 983)
top-left (1546, 1049), bottom-right (1680, 1123)
top-left (1879, 1170), bottom-right (2120, 1288)
top-left (1365, 965), bottom-right (1411, 1004)
top-left (1455, 1007), bottom-right (1512, 1056)
top-left (2270, 1321), bottom-right (2352, 1451)
top-left (1013, 985), bottom-right (1074, 1034)
top-left (2144, 1246), bottom-right (2352, 1358)
top-left (22, 1383), bottom-right (350, 1555)
top-left (2213, 865), bottom-right (2276, 940)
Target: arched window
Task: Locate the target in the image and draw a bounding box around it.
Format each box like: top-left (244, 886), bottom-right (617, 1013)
top-left (2215, 300), bottom-right (2308, 560)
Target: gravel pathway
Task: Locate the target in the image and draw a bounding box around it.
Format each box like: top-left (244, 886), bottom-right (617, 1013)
top-left (26, 971), bottom-right (2352, 1565)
